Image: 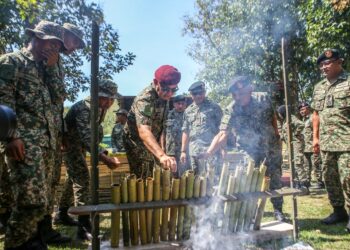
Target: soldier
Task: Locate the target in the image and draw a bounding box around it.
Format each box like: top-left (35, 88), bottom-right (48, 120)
top-left (312, 49), bottom-right (350, 231)
top-left (203, 76), bottom-right (285, 221)
top-left (124, 65), bottom-right (180, 179)
top-left (111, 109), bottom-right (128, 152)
top-left (298, 102), bottom-right (324, 189)
top-left (180, 82), bottom-right (222, 176)
top-left (0, 21), bottom-right (63, 249)
top-left (277, 105), bottom-right (307, 190)
top-left (164, 95), bottom-right (188, 177)
top-left (63, 79), bottom-right (121, 240)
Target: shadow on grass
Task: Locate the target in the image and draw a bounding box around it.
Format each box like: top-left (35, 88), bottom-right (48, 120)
top-left (299, 218), bottom-right (349, 236)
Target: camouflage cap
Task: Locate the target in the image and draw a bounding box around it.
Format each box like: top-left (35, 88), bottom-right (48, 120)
top-left (63, 23), bottom-right (85, 49)
top-left (25, 20), bottom-right (64, 44)
top-left (98, 79), bottom-right (120, 99)
top-left (114, 108), bottom-right (128, 116)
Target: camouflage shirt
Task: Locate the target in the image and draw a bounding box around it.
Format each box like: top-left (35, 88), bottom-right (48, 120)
top-left (111, 123), bottom-right (125, 152)
top-left (281, 115), bottom-right (305, 150)
top-left (182, 99), bottom-right (222, 155)
top-left (302, 114), bottom-right (313, 153)
top-left (64, 97), bottom-right (105, 152)
top-left (0, 48), bottom-right (56, 149)
top-left (311, 71), bottom-right (350, 152)
top-left (124, 83), bottom-right (168, 149)
top-left (165, 109), bottom-right (184, 156)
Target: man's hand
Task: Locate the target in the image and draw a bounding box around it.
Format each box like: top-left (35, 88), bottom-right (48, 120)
top-left (100, 153), bottom-right (120, 170)
top-left (160, 154), bottom-right (177, 173)
top-left (6, 138), bottom-right (25, 161)
top-left (42, 49), bottom-right (59, 67)
top-left (180, 152), bottom-right (187, 165)
top-left (313, 138), bottom-right (320, 154)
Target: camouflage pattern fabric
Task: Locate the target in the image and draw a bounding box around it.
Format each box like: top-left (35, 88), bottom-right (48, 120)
top-left (111, 123), bottom-right (126, 152)
top-left (0, 48), bottom-right (56, 248)
top-left (124, 84), bottom-right (168, 179)
top-left (312, 71), bottom-right (350, 208)
top-left (165, 109), bottom-right (189, 177)
top-left (182, 99), bottom-right (222, 175)
top-left (220, 93), bottom-right (283, 209)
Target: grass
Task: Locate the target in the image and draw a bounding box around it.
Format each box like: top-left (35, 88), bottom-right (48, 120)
top-left (1, 189), bottom-right (350, 249)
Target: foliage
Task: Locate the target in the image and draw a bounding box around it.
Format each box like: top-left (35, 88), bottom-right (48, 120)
top-left (0, 0), bottom-right (135, 101)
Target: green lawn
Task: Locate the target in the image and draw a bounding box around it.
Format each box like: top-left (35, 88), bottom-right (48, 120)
top-left (1, 189), bottom-right (350, 249)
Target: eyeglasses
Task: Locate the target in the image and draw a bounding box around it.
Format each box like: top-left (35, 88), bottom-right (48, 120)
top-left (319, 59), bottom-right (336, 69)
top-left (191, 91), bottom-right (204, 96)
top-left (161, 85), bottom-right (179, 93)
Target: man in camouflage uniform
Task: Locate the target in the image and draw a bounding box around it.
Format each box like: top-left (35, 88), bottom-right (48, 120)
top-left (180, 82), bottom-right (222, 176)
top-left (312, 49), bottom-right (350, 231)
top-left (63, 79), bottom-right (120, 240)
top-left (204, 76), bottom-right (285, 221)
top-left (0, 21), bottom-right (63, 249)
top-left (111, 109), bottom-right (128, 152)
top-left (164, 95), bottom-right (188, 177)
top-left (124, 65), bottom-right (181, 179)
top-left (277, 105), bottom-right (307, 190)
top-left (299, 102), bottom-right (324, 189)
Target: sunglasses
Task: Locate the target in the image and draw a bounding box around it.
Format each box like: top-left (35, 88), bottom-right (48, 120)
top-left (191, 91), bottom-right (204, 96)
top-left (160, 85), bottom-right (179, 93)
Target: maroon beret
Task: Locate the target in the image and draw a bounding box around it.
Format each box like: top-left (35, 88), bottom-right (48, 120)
top-left (154, 65), bottom-right (181, 85)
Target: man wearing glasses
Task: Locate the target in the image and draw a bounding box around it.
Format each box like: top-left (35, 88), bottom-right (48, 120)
top-left (180, 81), bottom-right (222, 176)
top-left (312, 49), bottom-right (350, 231)
top-left (123, 65), bottom-right (181, 179)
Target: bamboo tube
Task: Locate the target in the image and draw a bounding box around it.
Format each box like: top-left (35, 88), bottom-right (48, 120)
top-left (183, 171), bottom-right (194, 239)
top-left (110, 184), bottom-right (121, 248)
top-left (228, 167), bottom-right (244, 232)
top-left (218, 162), bottom-right (229, 195)
top-left (146, 177), bottom-right (153, 243)
top-left (199, 176), bottom-right (207, 197)
top-left (121, 177), bottom-right (130, 246)
top-left (243, 168), bottom-right (260, 231)
top-left (128, 175), bottom-right (138, 246)
top-left (153, 166), bottom-right (161, 243)
top-left (168, 178), bottom-right (180, 241)
top-left (137, 178), bottom-right (147, 245)
top-left (222, 174), bottom-right (235, 233)
top-left (206, 167), bottom-right (215, 196)
top-left (161, 167), bottom-right (171, 241)
top-left (193, 176), bottom-right (201, 198)
top-left (236, 161), bottom-right (255, 232)
top-left (177, 174), bottom-right (187, 240)
top-left (253, 177), bottom-right (270, 230)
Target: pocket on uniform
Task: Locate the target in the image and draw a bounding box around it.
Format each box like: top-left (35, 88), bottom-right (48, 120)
top-left (312, 94), bottom-right (326, 111)
top-left (333, 90), bottom-right (350, 109)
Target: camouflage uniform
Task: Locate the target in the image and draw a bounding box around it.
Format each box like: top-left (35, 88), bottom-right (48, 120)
top-left (311, 71), bottom-right (350, 209)
top-left (124, 84), bottom-right (168, 179)
top-left (111, 123), bottom-right (126, 152)
top-left (165, 108), bottom-right (187, 176)
top-left (0, 48), bottom-right (56, 248)
top-left (302, 114), bottom-right (323, 184)
top-left (281, 115), bottom-right (306, 185)
top-left (182, 99), bottom-right (222, 175)
top-left (63, 97), bottom-right (105, 207)
top-left (220, 93), bottom-right (283, 209)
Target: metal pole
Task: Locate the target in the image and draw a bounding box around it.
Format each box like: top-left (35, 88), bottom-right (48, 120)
top-left (281, 37), bottom-right (298, 241)
top-left (91, 20), bottom-right (100, 250)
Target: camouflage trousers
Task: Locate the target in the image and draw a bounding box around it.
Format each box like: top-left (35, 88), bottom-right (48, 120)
top-left (189, 154), bottom-right (220, 177)
top-left (321, 151), bottom-right (350, 209)
top-left (47, 146), bottom-right (63, 214)
top-left (171, 152), bottom-right (190, 178)
top-left (5, 145), bottom-right (54, 248)
top-left (304, 152), bottom-right (322, 184)
top-left (292, 144), bottom-right (307, 185)
top-left (58, 176), bottom-right (74, 208)
top-left (0, 160), bottom-right (15, 209)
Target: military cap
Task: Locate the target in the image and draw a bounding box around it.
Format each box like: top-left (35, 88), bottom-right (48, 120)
top-left (298, 102), bottom-right (309, 110)
top-left (154, 65), bottom-right (181, 85)
top-left (317, 49), bottom-right (342, 65)
top-left (114, 108), bottom-right (128, 116)
top-left (25, 20), bottom-right (64, 44)
top-left (228, 76), bottom-right (251, 93)
top-left (172, 95), bottom-right (186, 103)
top-left (63, 23), bottom-right (85, 49)
top-left (188, 81), bottom-right (205, 93)
top-left (98, 79), bottom-right (120, 99)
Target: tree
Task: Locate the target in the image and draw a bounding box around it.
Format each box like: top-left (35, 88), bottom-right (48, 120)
top-left (0, 0), bottom-right (135, 101)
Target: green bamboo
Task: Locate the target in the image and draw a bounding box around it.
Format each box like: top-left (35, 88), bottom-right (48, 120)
top-left (137, 178), bottom-right (147, 245)
top-left (146, 177), bottom-right (153, 243)
top-left (218, 162), bottom-right (229, 195)
top-left (228, 167), bottom-right (244, 232)
top-left (168, 178), bottom-right (180, 241)
top-left (254, 177), bottom-right (270, 230)
top-left (243, 168), bottom-right (260, 231)
top-left (110, 184), bottom-right (121, 247)
top-left (177, 174), bottom-right (187, 240)
top-left (199, 176), bottom-right (207, 197)
top-left (128, 175), bottom-right (138, 246)
top-left (153, 166), bottom-right (161, 243)
top-left (161, 167), bottom-right (171, 241)
top-left (206, 167), bottom-right (215, 196)
top-left (185, 170), bottom-right (194, 199)
top-left (193, 176), bottom-right (201, 198)
top-left (121, 177), bottom-right (130, 246)
top-left (183, 171), bottom-right (194, 239)
top-left (222, 174), bottom-right (235, 233)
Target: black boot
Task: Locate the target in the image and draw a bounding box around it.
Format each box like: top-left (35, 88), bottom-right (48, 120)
top-left (53, 207), bottom-right (79, 226)
top-left (321, 206), bottom-right (349, 225)
top-left (0, 210), bottom-right (11, 234)
top-left (77, 215), bottom-right (92, 241)
top-left (299, 182), bottom-right (310, 195)
top-left (41, 215), bottom-right (71, 245)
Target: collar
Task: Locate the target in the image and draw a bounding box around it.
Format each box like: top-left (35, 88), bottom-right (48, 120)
top-left (20, 47), bottom-right (36, 62)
